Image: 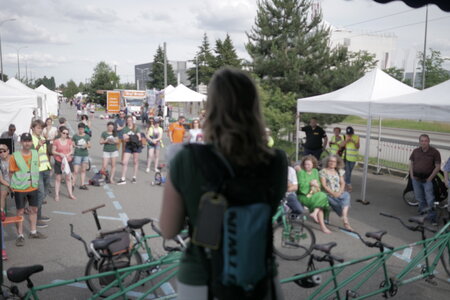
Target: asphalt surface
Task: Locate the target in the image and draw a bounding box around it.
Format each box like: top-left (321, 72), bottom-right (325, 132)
top-left (2, 104), bottom-right (449, 299)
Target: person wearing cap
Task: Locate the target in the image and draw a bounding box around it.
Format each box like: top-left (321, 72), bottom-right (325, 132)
top-left (9, 133), bottom-right (47, 247)
top-left (301, 117), bottom-right (328, 161)
top-left (341, 126), bottom-right (360, 192)
top-left (31, 120), bottom-right (52, 229)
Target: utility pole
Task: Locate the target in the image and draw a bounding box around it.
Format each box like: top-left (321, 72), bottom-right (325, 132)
top-left (421, 4), bottom-right (429, 90)
top-left (25, 60), bottom-right (28, 84)
top-left (163, 42), bottom-right (167, 88)
top-left (196, 55), bottom-right (199, 92)
top-left (0, 18), bottom-right (16, 81)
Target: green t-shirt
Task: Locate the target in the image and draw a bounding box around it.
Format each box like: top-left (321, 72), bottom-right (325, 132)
top-left (72, 134), bottom-right (90, 157)
top-left (123, 126), bottom-right (140, 136)
top-left (170, 145), bottom-right (287, 285)
top-left (101, 131), bottom-right (118, 152)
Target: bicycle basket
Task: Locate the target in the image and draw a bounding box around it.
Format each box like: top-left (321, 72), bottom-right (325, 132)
top-left (100, 231), bottom-right (131, 255)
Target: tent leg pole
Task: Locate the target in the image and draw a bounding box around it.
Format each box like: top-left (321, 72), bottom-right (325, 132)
top-left (357, 115), bottom-right (372, 205)
top-left (375, 117), bottom-right (382, 175)
top-left (295, 113), bottom-right (300, 162)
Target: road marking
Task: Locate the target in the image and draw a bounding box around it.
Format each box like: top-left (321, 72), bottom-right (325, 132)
top-left (51, 280), bottom-right (156, 299)
top-left (112, 201), bottom-right (122, 210)
top-left (106, 191), bottom-right (116, 198)
top-left (52, 210), bottom-right (77, 216)
top-left (98, 216), bottom-right (122, 221)
top-left (103, 185), bottom-right (113, 192)
top-left (119, 212), bottom-right (129, 226)
top-left (160, 282), bottom-right (176, 296)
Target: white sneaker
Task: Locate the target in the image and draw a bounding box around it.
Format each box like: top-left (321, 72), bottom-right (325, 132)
top-left (145, 168), bottom-right (150, 173)
top-left (117, 179), bottom-right (126, 185)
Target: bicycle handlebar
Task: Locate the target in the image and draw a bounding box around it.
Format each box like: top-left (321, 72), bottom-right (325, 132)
top-left (82, 204), bottom-right (106, 214)
top-left (148, 218), bottom-right (186, 252)
top-left (338, 227), bottom-right (394, 250)
top-left (380, 212), bottom-right (417, 231)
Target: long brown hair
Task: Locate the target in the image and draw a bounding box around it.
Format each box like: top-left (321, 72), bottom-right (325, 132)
top-left (203, 68), bottom-right (273, 166)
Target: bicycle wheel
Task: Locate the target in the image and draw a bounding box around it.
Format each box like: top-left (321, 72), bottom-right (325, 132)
top-left (85, 250), bottom-right (143, 297)
top-left (403, 190), bottom-right (418, 206)
top-left (273, 219), bottom-right (315, 260)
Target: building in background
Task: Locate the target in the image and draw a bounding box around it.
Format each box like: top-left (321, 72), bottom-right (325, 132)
top-left (329, 27), bottom-right (398, 69)
top-left (134, 61), bottom-right (189, 90)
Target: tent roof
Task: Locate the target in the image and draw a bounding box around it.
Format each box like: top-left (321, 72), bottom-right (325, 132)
top-left (35, 84), bottom-right (58, 95)
top-left (6, 78), bottom-right (45, 97)
top-left (165, 84), bottom-right (206, 103)
top-left (164, 85), bottom-right (175, 95)
top-left (297, 68), bottom-right (417, 117)
top-left (371, 79), bottom-right (450, 122)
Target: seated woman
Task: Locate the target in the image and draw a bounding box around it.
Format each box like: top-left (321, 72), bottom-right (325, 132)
top-left (297, 155), bottom-right (331, 234)
top-left (320, 155), bottom-right (353, 231)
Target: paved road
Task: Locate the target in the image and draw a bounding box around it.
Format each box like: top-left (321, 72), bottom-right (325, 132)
top-left (2, 104), bottom-right (449, 299)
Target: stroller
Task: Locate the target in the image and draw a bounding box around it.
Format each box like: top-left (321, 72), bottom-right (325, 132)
top-left (403, 170), bottom-right (448, 206)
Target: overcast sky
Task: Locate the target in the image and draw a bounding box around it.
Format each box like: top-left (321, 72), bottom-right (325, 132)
top-left (1, 0), bottom-right (449, 86)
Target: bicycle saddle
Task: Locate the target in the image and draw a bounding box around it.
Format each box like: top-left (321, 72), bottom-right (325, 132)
top-left (314, 242), bottom-right (337, 254)
top-left (127, 218), bottom-right (152, 229)
top-left (365, 230), bottom-right (387, 241)
top-left (409, 215), bottom-right (426, 225)
top-left (7, 265), bottom-right (44, 283)
top-left (92, 236), bottom-right (121, 251)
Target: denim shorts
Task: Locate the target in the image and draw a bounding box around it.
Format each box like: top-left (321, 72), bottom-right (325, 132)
top-left (73, 156), bottom-right (90, 165)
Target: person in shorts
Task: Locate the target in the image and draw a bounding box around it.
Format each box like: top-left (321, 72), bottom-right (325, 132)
top-left (117, 116), bottom-right (142, 185)
top-left (115, 111), bottom-right (126, 160)
top-left (10, 133), bottom-right (47, 247)
top-left (52, 126), bottom-right (76, 201)
top-left (145, 117), bottom-right (163, 173)
top-left (100, 122), bottom-right (119, 184)
top-left (72, 123), bottom-right (91, 190)
top-left (0, 144), bottom-right (11, 259)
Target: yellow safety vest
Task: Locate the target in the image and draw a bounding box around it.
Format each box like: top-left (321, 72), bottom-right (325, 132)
top-left (329, 135), bottom-right (344, 155)
top-left (344, 135), bottom-right (360, 162)
top-left (10, 150), bottom-right (40, 190)
top-left (32, 134), bottom-right (51, 171)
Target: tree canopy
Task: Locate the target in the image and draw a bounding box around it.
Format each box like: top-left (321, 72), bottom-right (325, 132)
top-left (34, 76), bottom-right (56, 90)
top-left (147, 45), bottom-right (177, 89)
top-left (87, 61), bottom-right (120, 105)
top-left (418, 48), bottom-right (450, 89)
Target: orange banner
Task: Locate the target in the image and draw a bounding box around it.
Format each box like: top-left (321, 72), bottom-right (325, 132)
top-left (107, 91), bottom-right (121, 114)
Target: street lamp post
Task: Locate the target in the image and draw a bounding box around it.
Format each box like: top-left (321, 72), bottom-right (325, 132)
top-left (0, 18), bottom-right (16, 81)
top-left (14, 46), bottom-right (27, 80)
top-left (163, 42), bottom-right (167, 88)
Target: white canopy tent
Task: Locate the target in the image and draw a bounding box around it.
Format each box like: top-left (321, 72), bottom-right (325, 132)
top-left (297, 68), bottom-right (418, 203)
top-left (164, 85), bottom-right (175, 95)
top-left (164, 84), bottom-right (206, 103)
top-left (371, 79), bottom-right (450, 122)
top-left (6, 78), bottom-right (48, 119)
top-left (0, 81), bottom-right (38, 135)
top-left (35, 84), bottom-right (59, 117)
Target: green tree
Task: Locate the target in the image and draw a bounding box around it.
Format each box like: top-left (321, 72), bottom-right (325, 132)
top-left (63, 80), bottom-right (79, 98)
top-left (1, 73), bottom-right (8, 81)
top-left (119, 82), bottom-right (137, 90)
top-left (34, 76), bottom-right (56, 90)
top-left (213, 34), bottom-right (242, 69)
top-left (88, 61), bottom-right (120, 105)
top-left (187, 33), bottom-right (216, 89)
top-left (418, 48), bottom-right (450, 88)
top-left (147, 45), bottom-right (177, 89)
top-left (247, 0), bottom-right (377, 126)
top-left (384, 67), bottom-right (404, 82)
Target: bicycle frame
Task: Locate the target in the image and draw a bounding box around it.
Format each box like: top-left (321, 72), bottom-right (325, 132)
top-left (281, 222), bottom-right (450, 300)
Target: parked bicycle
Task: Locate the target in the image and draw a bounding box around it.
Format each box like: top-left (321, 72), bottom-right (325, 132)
top-left (380, 212), bottom-right (450, 278)
top-left (272, 199), bottom-right (316, 260)
top-left (402, 171), bottom-right (448, 207)
top-left (70, 204), bottom-right (186, 297)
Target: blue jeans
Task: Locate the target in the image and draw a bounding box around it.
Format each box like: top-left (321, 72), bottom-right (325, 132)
top-left (286, 193), bottom-right (305, 215)
top-left (411, 178), bottom-right (436, 222)
top-left (37, 170), bottom-right (51, 220)
top-left (344, 161), bottom-right (356, 185)
top-left (327, 192), bottom-right (351, 217)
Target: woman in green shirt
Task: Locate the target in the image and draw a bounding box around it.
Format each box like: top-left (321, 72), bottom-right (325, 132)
top-left (297, 155), bottom-right (331, 234)
top-left (100, 122), bottom-right (118, 184)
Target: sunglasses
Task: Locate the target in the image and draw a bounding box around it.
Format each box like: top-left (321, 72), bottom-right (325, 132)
top-left (0, 150), bottom-right (7, 153)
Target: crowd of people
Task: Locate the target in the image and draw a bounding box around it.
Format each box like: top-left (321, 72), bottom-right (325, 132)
top-left (0, 69), bottom-right (448, 300)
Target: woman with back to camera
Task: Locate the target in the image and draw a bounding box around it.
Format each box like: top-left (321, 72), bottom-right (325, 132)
top-left (159, 68), bottom-right (287, 300)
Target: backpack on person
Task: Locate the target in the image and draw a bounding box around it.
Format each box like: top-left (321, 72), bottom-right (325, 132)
top-left (189, 144), bottom-right (277, 300)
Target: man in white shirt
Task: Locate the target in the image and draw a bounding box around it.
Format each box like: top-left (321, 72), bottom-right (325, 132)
top-left (286, 166), bottom-right (304, 215)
